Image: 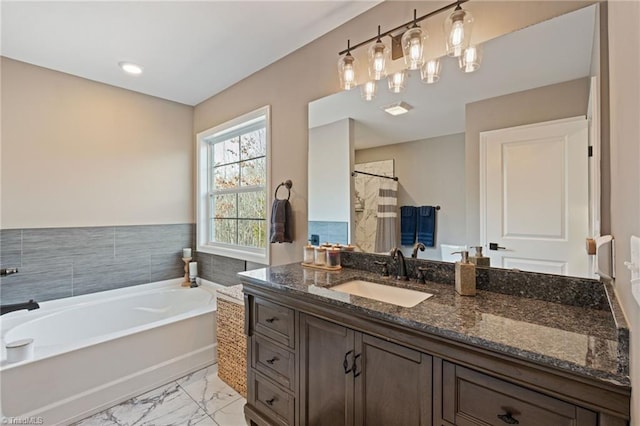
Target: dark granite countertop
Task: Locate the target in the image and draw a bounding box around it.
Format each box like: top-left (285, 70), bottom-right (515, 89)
top-left (239, 263), bottom-right (630, 388)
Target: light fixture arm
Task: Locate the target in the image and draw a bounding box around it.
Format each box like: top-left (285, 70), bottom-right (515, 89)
top-left (337, 0), bottom-right (469, 55)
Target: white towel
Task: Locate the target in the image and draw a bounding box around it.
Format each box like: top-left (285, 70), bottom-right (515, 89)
top-left (374, 180), bottom-right (398, 253)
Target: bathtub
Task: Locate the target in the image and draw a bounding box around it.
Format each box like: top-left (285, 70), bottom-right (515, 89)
top-left (0, 278), bottom-right (218, 426)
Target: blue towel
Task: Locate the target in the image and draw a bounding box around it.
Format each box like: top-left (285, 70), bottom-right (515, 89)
top-left (400, 206), bottom-right (417, 246)
top-left (416, 206), bottom-right (436, 247)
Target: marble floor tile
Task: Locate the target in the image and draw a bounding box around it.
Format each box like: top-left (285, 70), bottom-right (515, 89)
top-left (179, 369), bottom-right (242, 415)
top-left (176, 364), bottom-right (219, 388)
top-left (211, 398), bottom-right (247, 426)
top-left (73, 364), bottom-right (247, 426)
top-left (75, 382), bottom-right (214, 426)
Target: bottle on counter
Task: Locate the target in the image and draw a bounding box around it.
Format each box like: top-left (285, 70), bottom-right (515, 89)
top-left (314, 246), bottom-right (327, 266)
top-left (453, 250), bottom-right (476, 296)
top-left (304, 242), bottom-right (315, 264)
top-left (469, 246), bottom-right (490, 267)
top-left (326, 247), bottom-right (341, 268)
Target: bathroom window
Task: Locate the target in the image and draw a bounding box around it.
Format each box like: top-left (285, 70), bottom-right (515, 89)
top-left (196, 106), bottom-right (270, 264)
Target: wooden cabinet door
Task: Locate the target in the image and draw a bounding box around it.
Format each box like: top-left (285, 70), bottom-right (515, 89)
top-left (353, 333), bottom-right (433, 426)
top-left (300, 314), bottom-right (355, 426)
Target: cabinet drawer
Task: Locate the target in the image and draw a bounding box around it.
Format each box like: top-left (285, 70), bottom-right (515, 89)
top-left (252, 371), bottom-right (295, 426)
top-left (253, 297), bottom-right (295, 348)
top-left (252, 335), bottom-right (295, 390)
top-left (442, 362), bottom-right (597, 426)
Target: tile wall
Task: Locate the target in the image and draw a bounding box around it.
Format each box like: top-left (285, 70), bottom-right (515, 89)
top-left (308, 221), bottom-right (348, 245)
top-left (0, 224), bottom-right (262, 304)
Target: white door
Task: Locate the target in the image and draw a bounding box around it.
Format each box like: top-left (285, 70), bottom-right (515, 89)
top-left (480, 116), bottom-right (590, 277)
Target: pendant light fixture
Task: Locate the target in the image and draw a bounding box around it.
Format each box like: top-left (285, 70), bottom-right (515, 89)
top-left (388, 71), bottom-right (407, 93)
top-left (401, 10), bottom-right (427, 70)
top-left (459, 44), bottom-right (482, 73)
top-left (336, 0), bottom-right (481, 99)
top-left (368, 26), bottom-right (390, 80)
top-left (338, 40), bottom-right (357, 90)
top-left (361, 81), bottom-right (378, 101)
top-left (444, 1), bottom-right (474, 57)
top-left (421, 59), bottom-right (441, 84)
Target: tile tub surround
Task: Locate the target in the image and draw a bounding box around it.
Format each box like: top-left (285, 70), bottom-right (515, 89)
top-left (194, 251), bottom-right (265, 287)
top-left (74, 364), bottom-right (246, 426)
top-left (0, 224), bottom-right (194, 304)
top-left (239, 263), bottom-right (631, 387)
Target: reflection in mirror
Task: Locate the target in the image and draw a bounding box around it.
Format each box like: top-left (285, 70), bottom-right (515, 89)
top-left (308, 5), bottom-right (601, 278)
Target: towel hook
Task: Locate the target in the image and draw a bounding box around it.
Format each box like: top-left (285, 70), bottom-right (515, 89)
top-left (274, 179), bottom-right (293, 201)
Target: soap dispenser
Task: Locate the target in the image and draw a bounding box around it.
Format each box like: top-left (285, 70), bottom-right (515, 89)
top-left (469, 246), bottom-right (490, 267)
top-left (453, 251), bottom-right (476, 296)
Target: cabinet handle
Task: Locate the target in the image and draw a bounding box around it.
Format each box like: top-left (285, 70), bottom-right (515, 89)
top-left (266, 356), bottom-right (278, 365)
top-left (343, 350), bottom-right (354, 374)
top-left (352, 353), bottom-right (361, 378)
top-left (497, 413), bottom-right (519, 424)
top-left (265, 317), bottom-right (277, 323)
top-left (265, 397), bottom-right (276, 406)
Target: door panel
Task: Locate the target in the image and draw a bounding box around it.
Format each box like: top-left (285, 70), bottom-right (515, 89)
top-left (300, 314), bottom-right (354, 426)
top-left (502, 137), bottom-right (565, 239)
top-left (354, 334), bottom-right (432, 426)
top-left (480, 117), bottom-right (590, 277)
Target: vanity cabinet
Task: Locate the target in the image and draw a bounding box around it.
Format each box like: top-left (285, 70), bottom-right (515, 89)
top-left (243, 285), bottom-right (628, 426)
top-left (300, 314), bottom-right (432, 426)
top-left (439, 361), bottom-right (597, 426)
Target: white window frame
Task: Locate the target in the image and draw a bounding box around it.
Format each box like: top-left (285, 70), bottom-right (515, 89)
top-left (196, 105), bottom-right (271, 264)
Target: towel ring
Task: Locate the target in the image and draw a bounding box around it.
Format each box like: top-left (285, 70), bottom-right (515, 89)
top-left (274, 180), bottom-right (293, 201)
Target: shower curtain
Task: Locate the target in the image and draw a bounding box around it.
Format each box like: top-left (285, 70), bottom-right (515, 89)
top-left (374, 179), bottom-right (398, 253)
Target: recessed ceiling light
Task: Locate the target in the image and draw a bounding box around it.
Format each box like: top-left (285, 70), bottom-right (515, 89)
top-left (118, 62), bottom-right (143, 75)
top-left (382, 101), bottom-right (413, 116)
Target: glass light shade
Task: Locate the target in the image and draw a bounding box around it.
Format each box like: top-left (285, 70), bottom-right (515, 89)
top-left (360, 81), bottom-right (377, 101)
top-left (401, 26), bottom-right (427, 70)
top-left (420, 59), bottom-right (441, 84)
top-left (368, 40), bottom-right (390, 80)
top-left (459, 45), bottom-right (482, 73)
top-left (444, 7), bottom-right (474, 57)
top-left (387, 71), bottom-right (406, 93)
top-left (338, 53), bottom-right (357, 90)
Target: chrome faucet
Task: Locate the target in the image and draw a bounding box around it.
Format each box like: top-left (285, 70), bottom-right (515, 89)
top-left (1, 267), bottom-right (18, 277)
top-left (390, 248), bottom-right (409, 281)
top-left (411, 243), bottom-right (426, 259)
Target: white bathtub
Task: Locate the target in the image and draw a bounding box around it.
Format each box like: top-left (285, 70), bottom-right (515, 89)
top-left (0, 278), bottom-right (218, 426)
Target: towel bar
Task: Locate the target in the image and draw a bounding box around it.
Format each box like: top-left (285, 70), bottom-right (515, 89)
top-left (274, 180), bottom-right (292, 200)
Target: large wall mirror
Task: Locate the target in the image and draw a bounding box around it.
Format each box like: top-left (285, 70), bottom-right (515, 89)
top-left (308, 4), bottom-right (603, 279)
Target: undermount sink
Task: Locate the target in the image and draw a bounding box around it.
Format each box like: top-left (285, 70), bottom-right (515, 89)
top-left (329, 280), bottom-right (433, 308)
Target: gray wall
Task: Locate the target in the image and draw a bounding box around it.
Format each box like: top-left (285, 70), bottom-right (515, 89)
top-left (0, 224), bottom-right (194, 304)
top-left (464, 77), bottom-right (591, 244)
top-left (608, 0), bottom-right (640, 419)
top-left (355, 133), bottom-right (466, 260)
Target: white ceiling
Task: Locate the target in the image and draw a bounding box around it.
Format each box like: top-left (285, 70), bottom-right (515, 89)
top-left (1, 1), bottom-right (380, 106)
top-left (309, 4), bottom-right (597, 150)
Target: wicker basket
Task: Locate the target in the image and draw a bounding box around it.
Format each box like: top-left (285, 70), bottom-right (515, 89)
top-left (216, 298), bottom-right (247, 397)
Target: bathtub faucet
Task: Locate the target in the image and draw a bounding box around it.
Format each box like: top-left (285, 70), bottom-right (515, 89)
top-left (190, 277), bottom-right (199, 288)
top-left (1, 299), bottom-right (39, 316)
top-left (0, 267), bottom-right (18, 277)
